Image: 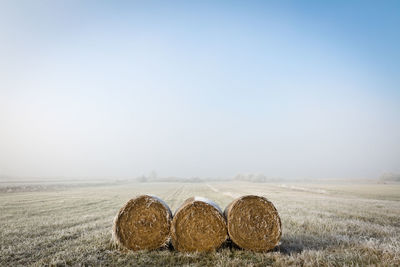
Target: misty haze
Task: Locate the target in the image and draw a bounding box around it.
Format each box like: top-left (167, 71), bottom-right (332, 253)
top-left (1, 1), bottom-right (399, 266)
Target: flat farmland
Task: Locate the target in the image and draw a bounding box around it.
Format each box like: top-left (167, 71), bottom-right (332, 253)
top-left (0, 181), bottom-right (399, 266)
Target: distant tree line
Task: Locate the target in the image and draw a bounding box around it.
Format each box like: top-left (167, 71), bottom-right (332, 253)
top-left (135, 172), bottom-right (278, 183)
top-left (379, 173), bottom-right (400, 182)
top-left (136, 174), bottom-right (203, 183)
top-left (234, 173), bottom-right (279, 183)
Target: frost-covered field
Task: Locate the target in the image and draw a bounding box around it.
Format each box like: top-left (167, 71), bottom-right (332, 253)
top-left (1, 181), bottom-right (399, 266)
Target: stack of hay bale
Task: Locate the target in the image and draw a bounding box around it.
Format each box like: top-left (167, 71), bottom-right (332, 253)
top-left (113, 195), bottom-right (281, 252)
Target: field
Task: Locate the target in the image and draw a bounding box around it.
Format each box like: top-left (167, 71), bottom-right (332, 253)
top-left (1, 180), bottom-right (399, 266)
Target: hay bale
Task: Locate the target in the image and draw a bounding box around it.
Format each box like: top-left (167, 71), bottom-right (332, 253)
top-left (113, 195), bottom-right (172, 251)
top-left (171, 197), bottom-right (227, 252)
top-left (224, 195), bottom-right (281, 252)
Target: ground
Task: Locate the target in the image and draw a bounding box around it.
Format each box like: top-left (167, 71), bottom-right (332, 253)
top-left (0, 180), bottom-right (399, 266)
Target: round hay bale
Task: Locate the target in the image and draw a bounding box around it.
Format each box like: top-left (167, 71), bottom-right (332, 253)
top-left (113, 195), bottom-right (172, 251)
top-left (171, 197), bottom-right (227, 252)
top-left (224, 195), bottom-right (282, 252)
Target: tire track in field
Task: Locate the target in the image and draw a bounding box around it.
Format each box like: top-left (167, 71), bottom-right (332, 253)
top-left (206, 183), bottom-right (241, 199)
top-left (163, 184), bottom-right (186, 212)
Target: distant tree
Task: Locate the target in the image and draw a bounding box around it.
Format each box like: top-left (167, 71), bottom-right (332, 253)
top-left (149, 171), bottom-right (157, 180)
top-left (137, 175), bottom-right (147, 183)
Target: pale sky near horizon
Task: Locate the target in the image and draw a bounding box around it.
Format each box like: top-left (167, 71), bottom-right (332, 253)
top-left (1, 0), bottom-right (399, 179)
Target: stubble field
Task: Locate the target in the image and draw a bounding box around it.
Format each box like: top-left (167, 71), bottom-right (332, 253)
top-left (0, 180), bottom-right (399, 266)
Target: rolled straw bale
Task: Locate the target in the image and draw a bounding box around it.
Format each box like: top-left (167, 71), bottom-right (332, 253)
top-left (113, 195), bottom-right (172, 251)
top-left (224, 195), bottom-right (281, 252)
top-left (171, 197), bottom-right (227, 252)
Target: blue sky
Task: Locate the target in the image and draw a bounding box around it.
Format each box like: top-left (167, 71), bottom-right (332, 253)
top-left (0, 1), bottom-right (399, 179)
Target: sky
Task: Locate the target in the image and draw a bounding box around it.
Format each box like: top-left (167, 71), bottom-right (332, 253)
top-left (0, 0), bottom-right (399, 180)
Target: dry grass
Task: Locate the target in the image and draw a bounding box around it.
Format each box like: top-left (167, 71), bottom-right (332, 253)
top-left (0, 181), bottom-right (399, 266)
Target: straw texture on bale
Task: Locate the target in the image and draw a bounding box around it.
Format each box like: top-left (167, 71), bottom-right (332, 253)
top-left (171, 197), bottom-right (227, 252)
top-left (113, 195), bottom-right (172, 251)
top-left (224, 195), bottom-right (282, 252)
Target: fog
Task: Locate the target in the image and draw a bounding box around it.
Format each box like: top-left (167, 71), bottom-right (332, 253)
top-left (1, 1), bottom-right (399, 180)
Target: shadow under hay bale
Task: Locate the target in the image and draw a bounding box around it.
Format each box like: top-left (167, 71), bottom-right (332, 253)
top-left (171, 197), bottom-right (227, 252)
top-left (275, 233), bottom-right (347, 255)
top-left (113, 195), bottom-right (172, 251)
top-left (224, 195), bottom-right (282, 252)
